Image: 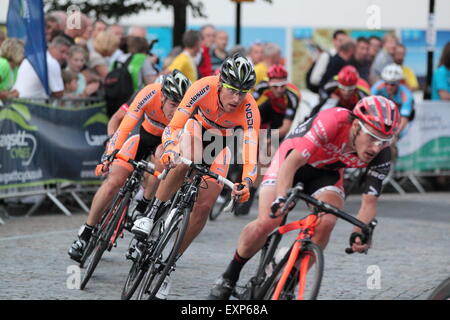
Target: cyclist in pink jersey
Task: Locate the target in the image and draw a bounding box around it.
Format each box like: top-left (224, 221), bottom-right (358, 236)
top-left (208, 95), bottom-right (400, 300)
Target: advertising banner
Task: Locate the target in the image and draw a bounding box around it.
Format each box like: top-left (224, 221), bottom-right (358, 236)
top-left (0, 100), bottom-right (108, 190)
top-left (396, 101), bottom-right (450, 172)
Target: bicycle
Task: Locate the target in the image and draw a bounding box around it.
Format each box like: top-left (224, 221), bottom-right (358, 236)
top-left (428, 277), bottom-right (450, 300)
top-left (79, 153), bottom-right (165, 290)
top-left (233, 182), bottom-right (377, 300)
top-left (209, 163), bottom-right (242, 221)
top-left (134, 156), bottom-right (236, 300)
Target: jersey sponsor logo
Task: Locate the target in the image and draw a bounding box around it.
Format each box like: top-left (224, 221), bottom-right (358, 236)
top-left (367, 169), bottom-right (386, 180)
top-left (135, 90), bottom-right (157, 112)
top-left (368, 185), bottom-right (378, 196)
top-left (245, 104), bottom-right (254, 129)
top-left (302, 149), bottom-right (311, 159)
top-left (186, 85), bottom-right (210, 108)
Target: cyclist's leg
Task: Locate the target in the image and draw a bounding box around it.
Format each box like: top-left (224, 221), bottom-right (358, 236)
top-left (178, 146), bottom-right (231, 254)
top-left (307, 169), bottom-right (345, 249)
top-left (86, 135), bottom-right (139, 226)
top-left (141, 144), bottom-right (165, 201)
top-left (152, 119), bottom-right (202, 202)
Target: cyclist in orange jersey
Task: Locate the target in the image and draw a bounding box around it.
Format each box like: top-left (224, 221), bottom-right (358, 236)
top-left (131, 54), bottom-right (260, 299)
top-left (68, 70), bottom-right (191, 263)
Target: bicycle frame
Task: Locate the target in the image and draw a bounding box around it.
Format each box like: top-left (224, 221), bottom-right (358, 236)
top-left (271, 213), bottom-right (319, 300)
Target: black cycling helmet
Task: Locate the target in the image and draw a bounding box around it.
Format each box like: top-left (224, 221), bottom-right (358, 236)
top-left (162, 69), bottom-right (191, 102)
top-left (220, 53), bottom-right (256, 91)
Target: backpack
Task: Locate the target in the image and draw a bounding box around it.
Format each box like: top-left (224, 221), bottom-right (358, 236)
top-left (104, 55), bottom-right (134, 118)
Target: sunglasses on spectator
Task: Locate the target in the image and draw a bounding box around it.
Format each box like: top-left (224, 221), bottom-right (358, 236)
top-left (358, 120), bottom-right (393, 147)
top-left (269, 81), bottom-right (288, 88)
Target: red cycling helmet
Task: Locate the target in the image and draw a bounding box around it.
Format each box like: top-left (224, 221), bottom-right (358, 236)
top-left (353, 96), bottom-right (400, 137)
top-left (337, 65), bottom-right (358, 88)
top-left (268, 64), bottom-right (288, 79)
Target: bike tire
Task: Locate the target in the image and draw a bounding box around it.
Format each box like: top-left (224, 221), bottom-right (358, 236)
top-left (137, 206), bottom-right (190, 300)
top-left (79, 193), bottom-right (129, 290)
top-left (261, 242), bottom-right (324, 300)
top-left (428, 277), bottom-right (450, 300)
top-left (121, 215), bottom-right (167, 300)
top-left (209, 192), bottom-right (231, 221)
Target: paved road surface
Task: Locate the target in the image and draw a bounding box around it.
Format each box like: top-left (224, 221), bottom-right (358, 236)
top-left (0, 193), bottom-right (449, 300)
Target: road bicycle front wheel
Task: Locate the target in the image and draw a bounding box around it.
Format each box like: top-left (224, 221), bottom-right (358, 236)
top-left (428, 277), bottom-right (450, 300)
top-left (80, 193), bottom-right (130, 290)
top-left (137, 206), bottom-right (190, 300)
top-left (262, 242), bottom-right (324, 300)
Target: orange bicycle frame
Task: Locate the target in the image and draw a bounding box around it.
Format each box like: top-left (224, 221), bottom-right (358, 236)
top-left (271, 213), bottom-right (319, 300)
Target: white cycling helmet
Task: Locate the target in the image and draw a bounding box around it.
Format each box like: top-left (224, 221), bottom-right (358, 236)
top-left (381, 63), bottom-right (404, 82)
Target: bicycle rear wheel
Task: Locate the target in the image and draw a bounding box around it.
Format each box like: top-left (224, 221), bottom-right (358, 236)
top-left (261, 241), bottom-right (324, 300)
top-left (137, 206), bottom-right (190, 300)
top-left (80, 193), bottom-right (130, 290)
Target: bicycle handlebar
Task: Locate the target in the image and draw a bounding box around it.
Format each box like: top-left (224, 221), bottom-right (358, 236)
top-left (116, 153), bottom-right (168, 180)
top-left (282, 182), bottom-right (378, 255)
top-left (176, 157), bottom-right (243, 213)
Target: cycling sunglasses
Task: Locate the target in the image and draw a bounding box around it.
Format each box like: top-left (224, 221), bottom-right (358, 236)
top-left (269, 80), bottom-right (288, 88)
top-left (358, 120), bottom-right (393, 147)
top-left (338, 83), bottom-right (356, 91)
top-left (222, 83), bottom-right (250, 94)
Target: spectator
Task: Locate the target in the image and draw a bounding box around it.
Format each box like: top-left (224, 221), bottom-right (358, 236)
top-left (74, 15), bottom-right (93, 47)
top-left (61, 13), bottom-right (89, 46)
top-left (167, 30), bottom-right (201, 82)
top-left (309, 30), bottom-right (349, 89)
top-left (198, 24), bottom-right (215, 78)
top-left (229, 44), bottom-right (247, 58)
top-left (247, 41), bottom-right (264, 66)
top-left (393, 44), bottom-right (419, 91)
top-left (62, 69), bottom-right (78, 98)
top-left (0, 38), bottom-right (24, 100)
top-left (66, 45), bottom-right (99, 97)
top-left (45, 14), bottom-right (63, 43)
top-left (432, 42), bottom-right (450, 101)
top-left (210, 30), bottom-right (229, 72)
top-left (162, 46), bottom-right (183, 73)
top-left (14, 36), bottom-right (71, 98)
top-left (319, 39), bottom-right (355, 89)
top-left (351, 37), bottom-right (371, 82)
top-left (87, 30), bottom-right (120, 81)
top-left (117, 36), bottom-right (158, 90)
top-left (369, 32), bottom-right (398, 85)
top-left (368, 35), bottom-right (382, 65)
top-left (254, 42), bottom-right (282, 85)
top-left (85, 19), bottom-right (108, 52)
top-left (127, 26), bottom-right (147, 39)
top-left (108, 24), bottom-right (126, 68)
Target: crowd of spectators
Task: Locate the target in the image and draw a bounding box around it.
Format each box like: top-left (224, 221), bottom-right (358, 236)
top-left (0, 14), bottom-right (448, 105)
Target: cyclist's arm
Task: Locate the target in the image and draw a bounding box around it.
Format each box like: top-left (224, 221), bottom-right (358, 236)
top-left (106, 89), bottom-right (148, 154)
top-left (107, 107), bottom-right (127, 136)
top-left (161, 82), bottom-right (204, 152)
top-left (241, 100), bottom-right (261, 186)
top-left (353, 193), bottom-right (378, 233)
